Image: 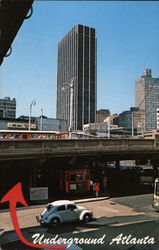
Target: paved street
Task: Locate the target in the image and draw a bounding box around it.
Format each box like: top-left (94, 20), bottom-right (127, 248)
top-left (1, 194), bottom-right (159, 250)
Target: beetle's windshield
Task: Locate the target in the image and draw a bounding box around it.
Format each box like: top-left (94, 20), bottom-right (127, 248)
top-left (46, 204), bottom-right (54, 210)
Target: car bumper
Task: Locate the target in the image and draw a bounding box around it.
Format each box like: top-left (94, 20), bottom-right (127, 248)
top-left (36, 216), bottom-right (45, 225)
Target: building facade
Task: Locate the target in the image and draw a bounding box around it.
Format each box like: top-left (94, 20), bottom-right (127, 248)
top-left (135, 69), bottom-right (159, 132)
top-left (112, 114), bottom-right (119, 126)
top-left (83, 122), bottom-right (135, 138)
top-left (119, 110), bottom-right (132, 129)
top-left (18, 116), bottom-right (68, 131)
top-left (96, 109), bottom-right (110, 123)
top-left (0, 116), bottom-right (68, 131)
top-left (119, 107), bottom-right (145, 132)
top-left (83, 122), bottom-right (108, 132)
top-left (157, 109), bottom-right (159, 131)
top-left (0, 97), bottom-right (16, 118)
top-left (0, 117), bottom-right (37, 130)
top-left (56, 24), bottom-right (97, 130)
top-left (0, 109), bottom-right (3, 118)
top-left (35, 117), bottom-right (68, 131)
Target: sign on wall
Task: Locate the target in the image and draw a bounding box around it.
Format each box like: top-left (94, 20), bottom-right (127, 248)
top-left (30, 187), bottom-right (48, 201)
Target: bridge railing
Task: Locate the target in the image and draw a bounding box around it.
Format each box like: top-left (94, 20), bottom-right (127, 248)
top-left (0, 138), bottom-right (155, 153)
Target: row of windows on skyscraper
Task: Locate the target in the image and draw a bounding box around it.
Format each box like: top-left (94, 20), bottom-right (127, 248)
top-left (56, 24), bottom-right (96, 131)
top-left (56, 24), bottom-right (159, 133)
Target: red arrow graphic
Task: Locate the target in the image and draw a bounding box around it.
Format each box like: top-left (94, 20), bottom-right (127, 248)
top-left (0, 183), bottom-right (65, 249)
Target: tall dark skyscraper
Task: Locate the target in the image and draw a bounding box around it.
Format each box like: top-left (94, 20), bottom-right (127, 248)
top-left (56, 24), bottom-right (97, 130)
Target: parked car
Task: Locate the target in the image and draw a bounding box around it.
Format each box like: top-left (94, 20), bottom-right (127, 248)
top-left (36, 200), bottom-right (94, 227)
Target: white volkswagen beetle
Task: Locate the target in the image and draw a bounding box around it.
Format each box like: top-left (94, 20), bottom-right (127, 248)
top-left (36, 200), bottom-right (94, 227)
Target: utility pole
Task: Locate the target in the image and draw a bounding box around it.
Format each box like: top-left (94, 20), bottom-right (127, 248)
top-left (106, 116), bottom-right (111, 139)
top-left (29, 100), bottom-right (36, 131)
top-left (40, 108), bottom-right (43, 131)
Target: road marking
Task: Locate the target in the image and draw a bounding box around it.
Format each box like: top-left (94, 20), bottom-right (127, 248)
top-left (72, 228), bottom-right (98, 234)
top-left (74, 197), bottom-right (108, 203)
top-left (110, 218), bottom-right (157, 227)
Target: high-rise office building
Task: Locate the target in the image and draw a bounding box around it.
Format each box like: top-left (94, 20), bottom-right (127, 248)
top-left (0, 97), bottom-right (16, 118)
top-left (135, 69), bottom-right (159, 132)
top-left (56, 24), bottom-right (97, 130)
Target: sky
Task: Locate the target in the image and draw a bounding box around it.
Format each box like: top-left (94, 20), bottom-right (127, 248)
top-left (0, 1), bottom-right (159, 118)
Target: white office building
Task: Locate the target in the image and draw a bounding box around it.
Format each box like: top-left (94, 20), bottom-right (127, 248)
top-left (135, 69), bottom-right (159, 132)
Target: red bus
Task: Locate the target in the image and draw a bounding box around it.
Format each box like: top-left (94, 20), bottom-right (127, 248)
top-left (61, 169), bottom-right (90, 194)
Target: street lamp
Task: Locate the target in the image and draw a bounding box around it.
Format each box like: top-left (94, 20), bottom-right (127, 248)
top-left (60, 77), bottom-right (75, 133)
top-left (29, 100), bottom-right (36, 131)
top-left (69, 79), bottom-right (74, 132)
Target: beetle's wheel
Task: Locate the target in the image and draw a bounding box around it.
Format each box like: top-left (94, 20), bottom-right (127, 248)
top-left (50, 217), bottom-right (60, 227)
top-left (83, 213), bottom-right (91, 223)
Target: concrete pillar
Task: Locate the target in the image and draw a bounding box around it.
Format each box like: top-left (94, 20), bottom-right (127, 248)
top-left (116, 161), bottom-right (120, 171)
top-left (152, 160), bottom-right (159, 181)
top-left (29, 165), bottom-right (37, 188)
top-left (103, 176), bottom-right (108, 195)
top-left (115, 161), bottom-right (120, 195)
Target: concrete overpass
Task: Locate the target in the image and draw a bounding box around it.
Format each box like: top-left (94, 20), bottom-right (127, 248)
top-left (1, 137), bottom-right (159, 203)
top-left (0, 137), bottom-right (159, 163)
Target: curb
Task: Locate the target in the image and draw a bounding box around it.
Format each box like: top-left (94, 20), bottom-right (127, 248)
top-left (0, 196), bottom-right (109, 213)
top-left (74, 196), bottom-right (109, 204)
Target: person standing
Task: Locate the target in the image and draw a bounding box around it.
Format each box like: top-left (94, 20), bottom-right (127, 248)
top-left (94, 181), bottom-right (100, 198)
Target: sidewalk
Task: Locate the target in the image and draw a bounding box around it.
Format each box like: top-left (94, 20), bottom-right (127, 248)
top-left (73, 196), bottom-right (109, 204)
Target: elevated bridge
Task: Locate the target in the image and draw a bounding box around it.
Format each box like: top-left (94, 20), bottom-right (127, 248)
top-left (0, 137), bottom-right (159, 163)
top-left (1, 137), bottom-right (159, 204)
